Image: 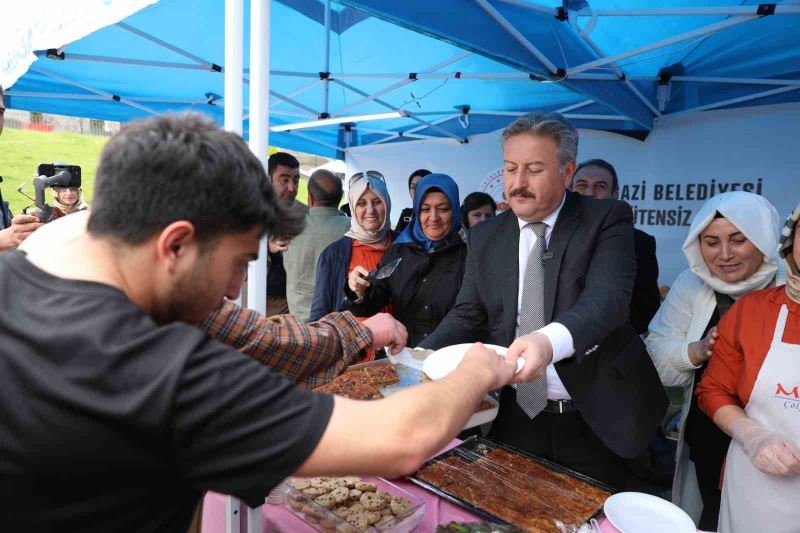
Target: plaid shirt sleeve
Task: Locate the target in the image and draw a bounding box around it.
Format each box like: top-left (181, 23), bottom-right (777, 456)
top-left (199, 299), bottom-right (373, 388)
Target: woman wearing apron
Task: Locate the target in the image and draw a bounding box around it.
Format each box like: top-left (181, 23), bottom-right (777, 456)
top-left (697, 201), bottom-right (800, 532)
top-left (646, 192), bottom-right (783, 528)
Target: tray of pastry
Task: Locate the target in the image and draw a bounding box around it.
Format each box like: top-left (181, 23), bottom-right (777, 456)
top-left (285, 475), bottom-right (425, 533)
top-left (313, 360), bottom-right (498, 429)
top-left (409, 436), bottom-right (615, 533)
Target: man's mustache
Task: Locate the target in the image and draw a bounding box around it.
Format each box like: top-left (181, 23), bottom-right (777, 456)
top-left (509, 188), bottom-right (535, 199)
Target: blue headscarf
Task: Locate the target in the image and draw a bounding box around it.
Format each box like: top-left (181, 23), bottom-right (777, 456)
top-left (395, 173), bottom-right (461, 252)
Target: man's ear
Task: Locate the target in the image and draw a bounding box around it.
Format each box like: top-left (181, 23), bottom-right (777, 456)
top-left (612, 189), bottom-right (620, 200)
top-left (155, 221), bottom-right (197, 273)
top-left (562, 160), bottom-right (577, 189)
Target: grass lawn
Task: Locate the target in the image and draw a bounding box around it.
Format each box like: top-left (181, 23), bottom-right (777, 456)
top-left (0, 128), bottom-right (308, 216)
top-left (0, 129), bottom-right (108, 215)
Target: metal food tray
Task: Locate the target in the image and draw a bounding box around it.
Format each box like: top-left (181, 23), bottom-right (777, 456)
top-left (349, 360), bottom-right (499, 430)
top-left (408, 436), bottom-right (615, 529)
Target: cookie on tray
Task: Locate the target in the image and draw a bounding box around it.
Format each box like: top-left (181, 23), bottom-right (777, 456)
top-left (360, 491), bottom-right (385, 511)
top-left (346, 511), bottom-right (369, 531)
top-left (341, 476), bottom-right (361, 488)
top-left (390, 496), bottom-right (413, 516)
top-left (330, 486), bottom-right (349, 504)
top-left (354, 481), bottom-right (377, 492)
top-left (291, 478), bottom-right (311, 490)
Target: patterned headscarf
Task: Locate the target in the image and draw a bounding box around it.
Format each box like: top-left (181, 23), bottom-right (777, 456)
top-left (779, 201), bottom-right (800, 303)
top-left (344, 173), bottom-right (392, 245)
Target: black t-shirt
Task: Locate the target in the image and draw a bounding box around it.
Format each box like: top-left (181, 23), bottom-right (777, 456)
top-left (0, 251), bottom-right (333, 532)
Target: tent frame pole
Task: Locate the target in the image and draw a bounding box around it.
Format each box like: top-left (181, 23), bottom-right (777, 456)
top-left (246, 0), bottom-right (271, 314)
top-left (354, 126), bottom-right (441, 140)
top-left (116, 22), bottom-right (216, 67)
top-left (579, 6), bottom-right (800, 17)
top-left (671, 85), bottom-right (800, 116)
top-left (322, 0), bottom-right (331, 116)
top-left (332, 52), bottom-right (471, 117)
top-left (568, 15), bottom-right (759, 76)
top-left (224, 0), bottom-right (246, 527)
top-left (474, 0), bottom-right (559, 74)
top-left (331, 79), bottom-right (468, 143)
top-left (577, 34), bottom-right (660, 116)
top-left (27, 66), bottom-right (158, 115)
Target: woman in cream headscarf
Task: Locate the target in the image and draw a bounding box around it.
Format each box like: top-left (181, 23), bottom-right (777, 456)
top-left (52, 186), bottom-right (89, 217)
top-left (310, 171), bottom-right (393, 330)
top-left (646, 191), bottom-right (783, 529)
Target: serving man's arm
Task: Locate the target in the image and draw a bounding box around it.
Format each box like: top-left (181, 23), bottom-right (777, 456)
top-left (296, 343), bottom-right (516, 477)
top-left (200, 299), bottom-right (406, 388)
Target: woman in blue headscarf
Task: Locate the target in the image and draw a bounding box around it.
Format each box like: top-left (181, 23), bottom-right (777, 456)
top-left (343, 173), bottom-right (468, 347)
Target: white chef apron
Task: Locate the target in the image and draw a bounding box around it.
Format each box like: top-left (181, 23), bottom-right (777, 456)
top-left (719, 305), bottom-right (800, 533)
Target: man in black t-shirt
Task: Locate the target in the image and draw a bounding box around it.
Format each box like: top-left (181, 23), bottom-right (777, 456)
top-left (0, 113), bottom-right (517, 533)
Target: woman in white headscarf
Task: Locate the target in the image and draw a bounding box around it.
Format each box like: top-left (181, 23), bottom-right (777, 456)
top-left (310, 172), bottom-right (394, 350)
top-left (646, 191), bottom-right (784, 529)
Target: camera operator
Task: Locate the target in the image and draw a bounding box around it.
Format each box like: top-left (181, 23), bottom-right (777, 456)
top-left (0, 85), bottom-right (44, 251)
top-left (52, 185), bottom-right (89, 215)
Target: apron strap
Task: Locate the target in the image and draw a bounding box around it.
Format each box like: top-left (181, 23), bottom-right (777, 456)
top-left (770, 305), bottom-right (790, 346)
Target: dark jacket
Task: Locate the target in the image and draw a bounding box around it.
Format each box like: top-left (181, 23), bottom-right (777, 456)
top-left (310, 236), bottom-right (353, 322)
top-left (420, 192), bottom-right (668, 459)
top-left (310, 232), bottom-right (399, 322)
top-left (342, 236), bottom-right (468, 347)
top-left (630, 228), bottom-right (661, 334)
top-left (394, 207), bottom-right (414, 233)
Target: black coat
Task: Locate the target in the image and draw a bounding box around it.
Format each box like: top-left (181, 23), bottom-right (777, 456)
top-left (630, 228), bottom-right (661, 335)
top-left (342, 236), bottom-right (468, 347)
top-left (420, 192), bottom-right (668, 459)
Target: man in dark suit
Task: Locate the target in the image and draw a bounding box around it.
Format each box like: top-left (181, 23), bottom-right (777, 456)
top-left (572, 159), bottom-right (661, 334)
top-left (420, 113), bottom-right (667, 489)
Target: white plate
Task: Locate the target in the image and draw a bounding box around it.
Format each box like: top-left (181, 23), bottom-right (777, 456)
top-left (603, 492), bottom-right (695, 533)
top-left (423, 343), bottom-right (524, 380)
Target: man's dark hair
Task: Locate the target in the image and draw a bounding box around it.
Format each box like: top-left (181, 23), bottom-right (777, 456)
top-left (460, 192), bottom-right (497, 229)
top-left (573, 158), bottom-right (619, 193)
top-left (267, 151), bottom-right (300, 177)
top-left (87, 113), bottom-right (304, 244)
top-left (307, 169), bottom-right (343, 207)
top-left (408, 168), bottom-right (432, 190)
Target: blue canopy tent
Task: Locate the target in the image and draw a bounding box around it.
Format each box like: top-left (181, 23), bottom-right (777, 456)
top-left (7, 1), bottom-right (799, 161)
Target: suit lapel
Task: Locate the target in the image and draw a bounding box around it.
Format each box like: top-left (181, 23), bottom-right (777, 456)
top-left (544, 191), bottom-right (580, 322)
top-left (498, 212), bottom-right (521, 343)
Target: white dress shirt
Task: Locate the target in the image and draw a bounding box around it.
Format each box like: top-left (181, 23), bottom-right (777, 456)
top-left (516, 193), bottom-right (576, 399)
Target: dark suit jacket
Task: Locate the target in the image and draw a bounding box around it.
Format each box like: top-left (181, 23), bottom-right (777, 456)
top-left (420, 191), bottom-right (667, 458)
top-left (630, 229), bottom-right (661, 335)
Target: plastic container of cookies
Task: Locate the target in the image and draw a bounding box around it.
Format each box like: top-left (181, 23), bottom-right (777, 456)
top-left (284, 476), bottom-right (425, 533)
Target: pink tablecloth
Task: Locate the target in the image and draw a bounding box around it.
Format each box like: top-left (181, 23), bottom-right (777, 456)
top-left (202, 482), bottom-right (621, 533)
top-left (201, 439), bottom-right (626, 532)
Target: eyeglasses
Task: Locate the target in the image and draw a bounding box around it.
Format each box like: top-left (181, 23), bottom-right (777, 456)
top-left (52, 187), bottom-right (80, 192)
top-left (349, 170), bottom-right (385, 187)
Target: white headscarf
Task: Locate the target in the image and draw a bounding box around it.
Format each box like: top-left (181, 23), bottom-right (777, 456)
top-left (683, 191), bottom-right (781, 298)
top-left (344, 175), bottom-right (392, 245)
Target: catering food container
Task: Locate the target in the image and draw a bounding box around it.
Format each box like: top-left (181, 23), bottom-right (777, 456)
top-left (355, 359), bottom-right (499, 430)
top-left (410, 436), bottom-right (614, 532)
top-left (285, 476), bottom-right (425, 533)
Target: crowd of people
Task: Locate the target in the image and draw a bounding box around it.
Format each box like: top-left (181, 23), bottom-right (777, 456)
top-left (0, 77), bottom-right (798, 533)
